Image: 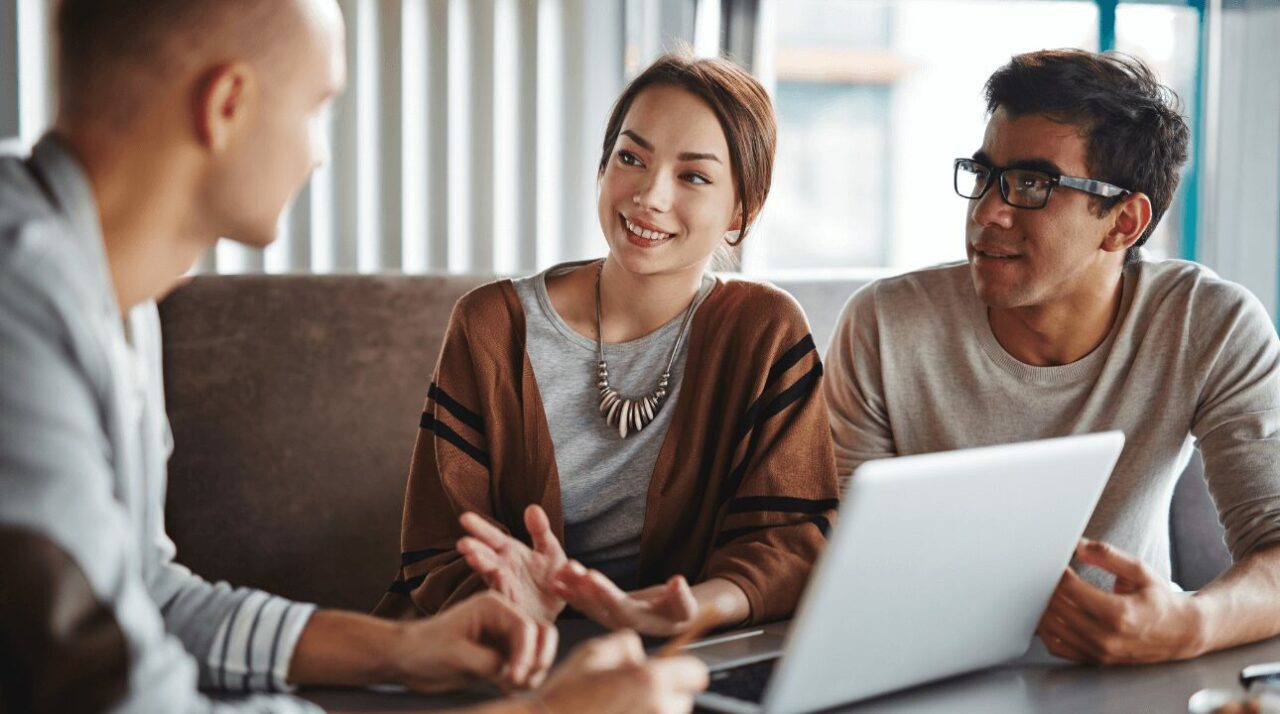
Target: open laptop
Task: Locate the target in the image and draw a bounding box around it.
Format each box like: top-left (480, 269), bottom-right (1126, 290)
top-left (692, 431), bottom-right (1125, 714)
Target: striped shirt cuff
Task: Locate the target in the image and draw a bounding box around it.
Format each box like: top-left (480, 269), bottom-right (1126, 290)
top-left (206, 591), bottom-right (317, 694)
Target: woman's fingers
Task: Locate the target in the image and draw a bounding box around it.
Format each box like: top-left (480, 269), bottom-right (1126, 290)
top-left (457, 536), bottom-right (502, 576)
top-left (525, 505), bottom-right (567, 561)
top-left (460, 512), bottom-right (516, 552)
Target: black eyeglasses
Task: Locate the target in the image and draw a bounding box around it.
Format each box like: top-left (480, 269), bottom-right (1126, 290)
top-left (953, 158), bottom-right (1131, 209)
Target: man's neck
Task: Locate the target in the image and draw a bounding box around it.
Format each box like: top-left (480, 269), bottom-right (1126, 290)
top-left (987, 272), bottom-right (1126, 367)
top-left (56, 125), bottom-right (214, 315)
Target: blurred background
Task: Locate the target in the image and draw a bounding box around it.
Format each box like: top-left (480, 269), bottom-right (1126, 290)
top-left (1, 0), bottom-right (1277, 314)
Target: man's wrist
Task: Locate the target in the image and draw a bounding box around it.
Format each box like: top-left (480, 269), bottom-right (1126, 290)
top-left (1184, 591), bottom-right (1216, 659)
top-left (379, 620), bottom-right (415, 684)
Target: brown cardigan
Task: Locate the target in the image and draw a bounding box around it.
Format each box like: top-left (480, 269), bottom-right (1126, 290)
top-left (374, 277), bottom-right (840, 625)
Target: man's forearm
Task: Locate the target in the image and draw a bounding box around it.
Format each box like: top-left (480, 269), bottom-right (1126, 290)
top-left (287, 610), bottom-right (404, 687)
top-left (1192, 544), bottom-right (1280, 654)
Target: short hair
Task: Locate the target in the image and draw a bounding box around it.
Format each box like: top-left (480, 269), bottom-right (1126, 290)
top-left (983, 49), bottom-right (1190, 265)
top-left (598, 52), bottom-right (777, 246)
top-left (55, 0), bottom-right (299, 128)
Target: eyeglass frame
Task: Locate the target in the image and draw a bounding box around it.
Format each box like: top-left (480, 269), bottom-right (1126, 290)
top-left (953, 157), bottom-right (1132, 210)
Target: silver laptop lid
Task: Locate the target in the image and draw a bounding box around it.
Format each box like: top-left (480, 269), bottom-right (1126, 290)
top-left (762, 432), bottom-right (1124, 713)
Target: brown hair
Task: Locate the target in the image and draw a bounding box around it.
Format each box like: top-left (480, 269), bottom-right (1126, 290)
top-left (984, 49), bottom-right (1190, 265)
top-left (597, 52), bottom-right (776, 246)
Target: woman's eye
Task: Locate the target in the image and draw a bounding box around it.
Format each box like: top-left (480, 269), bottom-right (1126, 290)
top-left (618, 150), bottom-right (642, 167)
top-left (683, 172), bottom-right (710, 185)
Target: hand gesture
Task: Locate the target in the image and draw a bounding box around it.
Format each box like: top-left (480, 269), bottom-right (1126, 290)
top-left (458, 505), bottom-right (567, 623)
top-left (394, 591), bottom-right (557, 692)
top-left (1036, 538), bottom-right (1203, 664)
top-left (553, 561), bottom-right (699, 636)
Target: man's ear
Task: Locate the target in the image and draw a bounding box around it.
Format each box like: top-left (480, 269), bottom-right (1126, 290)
top-left (1101, 192), bottom-right (1153, 255)
top-left (193, 62), bottom-right (256, 152)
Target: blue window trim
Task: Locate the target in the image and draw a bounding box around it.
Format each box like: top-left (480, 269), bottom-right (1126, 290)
top-left (1098, 0), bottom-right (1119, 50)
top-left (1182, 0), bottom-right (1206, 263)
top-left (1100, 0), bottom-right (1203, 262)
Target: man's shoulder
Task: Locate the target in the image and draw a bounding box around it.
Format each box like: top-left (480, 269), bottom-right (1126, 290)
top-left (1132, 259), bottom-right (1267, 323)
top-left (0, 172), bottom-right (81, 310)
top-left (846, 261), bottom-right (972, 320)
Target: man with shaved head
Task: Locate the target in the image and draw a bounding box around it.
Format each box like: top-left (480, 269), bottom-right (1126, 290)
top-left (0, 1), bottom-right (707, 712)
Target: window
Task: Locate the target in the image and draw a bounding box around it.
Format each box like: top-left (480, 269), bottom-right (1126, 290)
top-left (742, 0), bottom-right (1200, 274)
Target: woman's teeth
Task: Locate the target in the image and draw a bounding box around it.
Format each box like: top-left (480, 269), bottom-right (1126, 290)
top-left (625, 217), bottom-right (673, 242)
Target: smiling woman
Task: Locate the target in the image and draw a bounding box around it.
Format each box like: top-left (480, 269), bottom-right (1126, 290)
top-left (375, 51), bottom-right (840, 639)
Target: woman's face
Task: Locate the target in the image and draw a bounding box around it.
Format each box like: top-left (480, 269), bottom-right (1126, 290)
top-left (597, 85), bottom-right (740, 279)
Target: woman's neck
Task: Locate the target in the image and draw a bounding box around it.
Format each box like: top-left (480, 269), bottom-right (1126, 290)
top-left (546, 257), bottom-right (707, 344)
top-left (597, 258), bottom-right (705, 342)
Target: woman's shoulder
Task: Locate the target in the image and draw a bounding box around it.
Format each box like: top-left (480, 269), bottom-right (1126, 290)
top-left (450, 279), bottom-right (524, 333)
top-left (708, 277), bottom-right (809, 325)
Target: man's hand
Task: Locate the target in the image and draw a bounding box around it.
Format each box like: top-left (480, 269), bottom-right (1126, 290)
top-left (1036, 538), bottom-right (1205, 664)
top-left (392, 591), bottom-right (557, 692)
top-left (287, 592), bottom-right (555, 693)
top-left (534, 631), bottom-right (708, 714)
top-left (552, 561), bottom-right (699, 636)
top-left (457, 505), bottom-right (567, 623)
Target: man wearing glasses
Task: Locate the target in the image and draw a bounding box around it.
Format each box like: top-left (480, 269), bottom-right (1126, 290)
top-left (825, 49), bottom-right (1280, 664)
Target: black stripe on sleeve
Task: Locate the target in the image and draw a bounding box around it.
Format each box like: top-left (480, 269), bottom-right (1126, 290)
top-left (732, 335), bottom-right (818, 445)
top-left (727, 496), bottom-right (839, 515)
top-left (428, 383), bottom-right (485, 435)
top-left (714, 515), bottom-right (831, 548)
top-left (387, 574), bottom-right (428, 595)
top-left (402, 548), bottom-right (450, 566)
top-left (421, 414), bottom-right (491, 469)
top-left (721, 362), bottom-right (824, 502)
top-left (760, 362), bottom-right (823, 423)
top-left (766, 334), bottom-right (816, 385)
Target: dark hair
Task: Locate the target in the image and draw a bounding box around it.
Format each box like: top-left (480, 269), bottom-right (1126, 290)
top-left (984, 49), bottom-right (1190, 265)
top-left (598, 52), bottom-right (776, 246)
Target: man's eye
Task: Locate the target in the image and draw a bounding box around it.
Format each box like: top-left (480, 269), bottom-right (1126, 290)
top-left (1015, 174), bottom-right (1048, 192)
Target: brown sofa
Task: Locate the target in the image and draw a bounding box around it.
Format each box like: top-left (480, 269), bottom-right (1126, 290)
top-left (158, 274), bottom-right (1231, 612)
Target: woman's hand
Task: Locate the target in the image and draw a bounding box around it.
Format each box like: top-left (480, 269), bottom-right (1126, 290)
top-left (552, 561), bottom-right (700, 636)
top-left (457, 505), bottom-right (567, 623)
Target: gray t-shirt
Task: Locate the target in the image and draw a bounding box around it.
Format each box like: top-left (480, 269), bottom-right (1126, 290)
top-left (513, 261), bottom-right (714, 589)
top-left (824, 259), bottom-right (1280, 586)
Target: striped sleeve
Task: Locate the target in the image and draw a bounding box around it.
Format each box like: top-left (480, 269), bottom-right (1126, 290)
top-left (704, 329), bottom-right (841, 625)
top-left (205, 592), bottom-right (316, 694)
top-left (374, 291), bottom-right (496, 618)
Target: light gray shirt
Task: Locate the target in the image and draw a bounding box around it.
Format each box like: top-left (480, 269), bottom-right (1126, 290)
top-left (824, 260), bottom-right (1280, 585)
top-left (0, 135), bottom-right (318, 713)
top-left (514, 261), bottom-right (713, 589)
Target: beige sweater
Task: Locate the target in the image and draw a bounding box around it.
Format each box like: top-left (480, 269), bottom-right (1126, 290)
top-left (825, 259), bottom-right (1280, 583)
top-left (375, 277), bottom-right (840, 624)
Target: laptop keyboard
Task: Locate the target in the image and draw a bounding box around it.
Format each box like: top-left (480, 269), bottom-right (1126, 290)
top-left (706, 657), bottom-right (779, 704)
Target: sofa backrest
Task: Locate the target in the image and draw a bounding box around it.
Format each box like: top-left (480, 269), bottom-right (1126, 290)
top-left (160, 274), bottom-right (489, 610)
top-left (158, 273), bottom-right (1230, 611)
